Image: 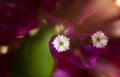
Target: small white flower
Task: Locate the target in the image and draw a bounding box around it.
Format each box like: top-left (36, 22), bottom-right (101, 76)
top-left (52, 35), bottom-right (70, 52)
top-left (91, 31), bottom-right (108, 48)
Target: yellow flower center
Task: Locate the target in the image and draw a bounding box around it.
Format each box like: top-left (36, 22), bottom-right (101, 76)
top-left (59, 41), bottom-right (64, 46)
top-left (96, 37), bottom-right (101, 42)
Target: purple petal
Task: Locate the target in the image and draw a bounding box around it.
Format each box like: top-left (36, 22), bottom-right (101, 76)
top-left (53, 68), bottom-right (70, 77)
top-left (49, 35), bottom-right (107, 69)
top-left (0, 0), bottom-right (40, 45)
top-left (66, 48), bottom-right (97, 69)
top-left (49, 35), bottom-right (58, 59)
top-left (107, 38), bottom-right (120, 57)
top-left (82, 44), bottom-right (108, 56)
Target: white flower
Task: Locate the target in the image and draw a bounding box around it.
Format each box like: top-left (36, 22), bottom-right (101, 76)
top-left (52, 35), bottom-right (70, 52)
top-left (91, 31), bottom-right (108, 48)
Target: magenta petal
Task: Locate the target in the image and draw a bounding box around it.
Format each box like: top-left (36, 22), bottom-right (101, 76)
top-left (66, 49), bottom-right (97, 69)
top-left (107, 38), bottom-right (120, 57)
top-left (82, 44), bottom-right (108, 56)
top-left (49, 35), bottom-right (58, 59)
top-left (53, 68), bottom-right (70, 77)
top-left (81, 44), bottom-right (108, 68)
top-left (86, 56), bottom-right (97, 68)
top-left (65, 26), bottom-right (74, 36)
top-left (0, 0), bottom-right (40, 45)
top-left (49, 34), bottom-right (107, 69)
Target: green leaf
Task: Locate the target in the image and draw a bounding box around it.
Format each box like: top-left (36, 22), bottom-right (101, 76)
top-left (10, 27), bottom-right (55, 77)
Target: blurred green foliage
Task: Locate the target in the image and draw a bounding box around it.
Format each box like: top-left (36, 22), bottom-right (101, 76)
top-left (10, 27), bottom-right (55, 77)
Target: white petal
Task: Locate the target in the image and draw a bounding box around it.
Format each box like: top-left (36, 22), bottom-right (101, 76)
top-left (91, 31), bottom-right (108, 48)
top-left (52, 35), bottom-right (70, 52)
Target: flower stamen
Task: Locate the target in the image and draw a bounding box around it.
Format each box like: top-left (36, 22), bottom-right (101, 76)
top-left (59, 41), bottom-right (64, 46)
top-left (96, 37), bottom-right (101, 42)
